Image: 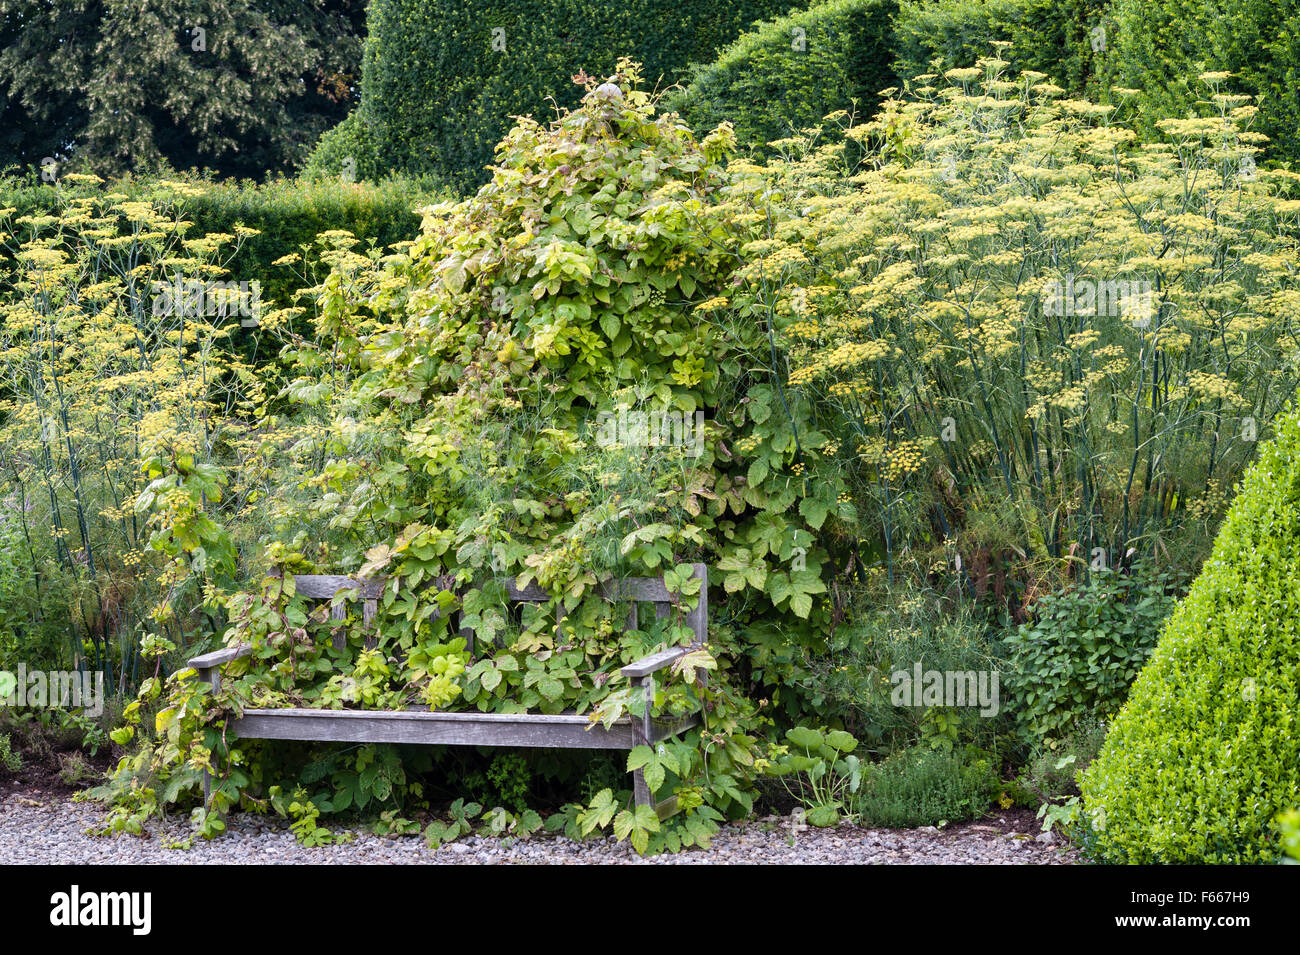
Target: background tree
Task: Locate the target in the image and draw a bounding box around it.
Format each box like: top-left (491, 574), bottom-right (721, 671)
top-left (0, 0), bottom-right (366, 179)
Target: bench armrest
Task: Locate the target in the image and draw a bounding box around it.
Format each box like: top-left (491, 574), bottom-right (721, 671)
top-left (621, 646), bottom-right (691, 680)
top-left (188, 644), bottom-right (253, 671)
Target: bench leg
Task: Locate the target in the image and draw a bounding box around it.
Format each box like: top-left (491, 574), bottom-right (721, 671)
top-left (632, 769), bottom-right (652, 809)
top-left (632, 674), bottom-right (653, 809)
top-left (196, 665), bottom-right (217, 805)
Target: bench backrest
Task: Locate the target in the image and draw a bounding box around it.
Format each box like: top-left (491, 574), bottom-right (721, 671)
top-left (279, 563), bottom-right (709, 656)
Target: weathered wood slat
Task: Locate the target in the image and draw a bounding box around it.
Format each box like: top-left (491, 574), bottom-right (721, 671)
top-left (685, 562), bottom-right (708, 644)
top-left (234, 708), bottom-right (624, 749)
top-left (497, 576), bottom-right (678, 604)
top-left (284, 574), bottom-right (387, 600)
top-left (655, 795), bottom-right (682, 821)
top-left (499, 579), bottom-right (551, 602)
top-left (648, 713), bottom-right (699, 743)
top-left (244, 707), bottom-right (606, 725)
top-left (604, 577), bottom-right (676, 603)
top-left (229, 707), bottom-right (698, 748)
top-left (271, 571), bottom-right (691, 610)
top-left (188, 644), bottom-right (252, 669)
top-left (621, 646), bottom-right (690, 679)
top-left (329, 600), bottom-right (347, 651)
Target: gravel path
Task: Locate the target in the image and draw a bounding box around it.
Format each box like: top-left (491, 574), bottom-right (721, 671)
top-left (0, 789), bottom-right (1076, 864)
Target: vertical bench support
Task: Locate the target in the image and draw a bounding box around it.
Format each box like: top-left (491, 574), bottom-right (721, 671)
top-left (631, 672), bottom-right (654, 809)
top-left (624, 562), bottom-right (708, 813)
top-left (197, 664), bottom-right (217, 803)
top-left (186, 644), bottom-right (252, 806)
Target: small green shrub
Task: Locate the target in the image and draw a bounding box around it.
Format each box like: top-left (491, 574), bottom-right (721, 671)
top-left (0, 732), bottom-right (21, 773)
top-left (57, 752), bottom-right (99, 788)
top-left (303, 111), bottom-right (386, 185)
top-left (789, 588), bottom-right (1004, 753)
top-left (1002, 566), bottom-right (1180, 743)
top-left (666, 0), bottom-right (899, 156)
top-left (0, 702), bottom-right (120, 766)
top-left (1018, 719), bottom-right (1107, 804)
top-left (769, 725), bottom-right (863, 827)
top-left (577, 752), bottom-right (627, 805)
top-left (855, 746), bottom-right (998, 827)
top-left (1083, 390), bottom-right (1300, 863)
top-left (484, 752), bottom-right (533, 814)
top-left (1018, 719), bottom-right (1106, 835)
top-left (1278, 810), bottom-right (1300, 864)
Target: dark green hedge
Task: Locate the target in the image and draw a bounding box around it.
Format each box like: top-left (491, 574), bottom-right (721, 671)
top-left (664, 0), bottom-right (899, 155)
top-left (307, 0), bottom-right (797, 191)
top-left (0, 173), bottom-right (436, 311)
top-left (893, 0), bottom-right (1113, 98)
top-left (1111, 0), bottom-right (1300, 168)
top-left (895, 0), bottom-right (1300, 169)
top-left (305, 111), bottom-right (388, 188)
top-left (179, 176), bottom-right (435, 309)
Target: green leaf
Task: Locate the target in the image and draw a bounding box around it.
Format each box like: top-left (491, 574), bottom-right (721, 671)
top-left (644, 760), bottom-right (666, 794)
top-left (824, 730), bottom-right (857, 754)
top-left (626, 745), bottom-right (655, 772)
top-left (787, 726), bottom-right (825, 750)
top-left (790, 591), bottom-right (813, 618)
top-left (806, 805), bottom-right (841, 828)
top-left (799, 495), bottom-right (830, 530)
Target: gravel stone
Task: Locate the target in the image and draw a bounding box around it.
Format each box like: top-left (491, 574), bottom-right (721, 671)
top-left (0, 792), bottom-right (1078, 864)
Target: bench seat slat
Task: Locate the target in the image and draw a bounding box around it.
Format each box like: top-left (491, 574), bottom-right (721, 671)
top-left (245, 708), bottom-right (607, 724)
top-left (501, 577), bottom-right (677, 604)
top-left (232, 707), bottom-right (698, 749)
top-left (286, 574), bottom-right (387, 600)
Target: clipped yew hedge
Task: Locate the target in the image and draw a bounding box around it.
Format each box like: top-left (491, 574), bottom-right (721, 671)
top-left (892, 0), bottom-right (1112, 97)
top-left (665, 0), bottom-right (899, 155)
top-left (1110, 0), bottom-right (1300, 168)
top-left (309, 0), bottom-right (795, 189)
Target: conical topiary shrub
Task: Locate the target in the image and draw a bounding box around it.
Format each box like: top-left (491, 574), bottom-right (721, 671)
top-left (1081, 393), bottom-right (1300, 863)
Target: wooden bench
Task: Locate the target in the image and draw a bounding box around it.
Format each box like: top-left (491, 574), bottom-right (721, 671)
top-left (188, 563), bottom-right (709, 816)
